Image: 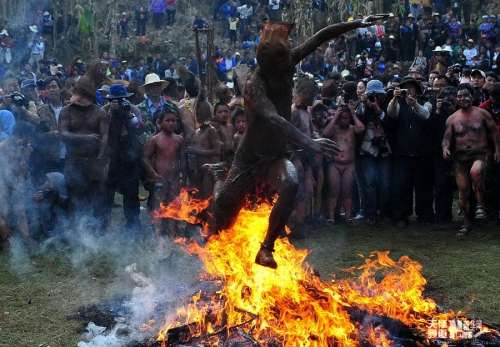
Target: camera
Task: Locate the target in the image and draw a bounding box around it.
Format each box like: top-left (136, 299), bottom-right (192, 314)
top-left (118, 99), bottom-right (131, 113)
top-left (9, 92), bottom-right (28, 107)
top-left (111, 98), bottom-right (131, 113)
top-left (400, 89), bottom-right (408, 97)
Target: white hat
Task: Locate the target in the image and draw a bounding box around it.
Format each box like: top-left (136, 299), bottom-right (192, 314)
top-left (432, 46), bottom-right (443, 52)
top-left (43, 11), bottom-right (50, 16)
top-left (141, 73), bottom-right (169, 88)
top-left (441, 45), bottom-right (452, 52)
top-left (0, 29), bottom-right (8, 36)
top-left (341, 70), bottom-right (351, 78)
top-left (29, 25), bottom-right (38, 33)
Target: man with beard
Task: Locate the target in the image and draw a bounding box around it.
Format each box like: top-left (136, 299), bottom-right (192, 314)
top-left (442, 84), bottom-right (499, 237)
top-left (59, 63), bottom-right (109, 227)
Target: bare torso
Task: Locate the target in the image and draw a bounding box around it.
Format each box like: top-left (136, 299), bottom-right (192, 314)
top-left (449, 107), bottom-right (492, 156)
top-left (235, 68), bottom-right (294, 164)
top-left (151, 132), bottom-right (183, 180)
top-left (212, 121), bottom-right (234, 160)
top-left (330, 125), bottom-right (357, 164)
top-left (193, 124), bottom-right (221, 166)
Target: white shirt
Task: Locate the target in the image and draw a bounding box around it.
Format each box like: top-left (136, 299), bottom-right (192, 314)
top-left (463, 47), bottom-right (478, 66)
top-left (237, 5), bottom-right (253, 19)
top-left (269, 0), bottom-right (280, 10)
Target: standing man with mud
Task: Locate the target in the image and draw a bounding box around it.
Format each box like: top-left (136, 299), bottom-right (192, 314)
top-left (212, 15), bottom-right (386, 269)
top-left (59, 63), bottom-right (109, 227)
top-left (442, 85), bottom-right (500, 237)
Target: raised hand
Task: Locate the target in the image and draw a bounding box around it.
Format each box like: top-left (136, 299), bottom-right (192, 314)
top-left (360, 14), bottom-right (390, 27)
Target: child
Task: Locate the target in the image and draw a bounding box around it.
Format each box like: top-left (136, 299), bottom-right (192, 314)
top-left (144, 105), bottom-right (185, 237)
top-left (231, 107), bottom-right (247, 151)
top-left (322, 106), bottom-right (365, 223)
top-left (187, 100), bottom-right (221, 198)
top-left (211, 102), bottom-right (234, 162)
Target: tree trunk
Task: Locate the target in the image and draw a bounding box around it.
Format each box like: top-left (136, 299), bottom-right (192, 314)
top-left (109, 0), bottom-right (119, 57)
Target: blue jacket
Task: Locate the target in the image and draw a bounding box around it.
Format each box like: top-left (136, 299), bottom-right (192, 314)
top-left (0, 109), bottom-right (15, 141)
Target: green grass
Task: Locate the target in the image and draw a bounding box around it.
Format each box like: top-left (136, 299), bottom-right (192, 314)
top-left (0, 221), bottom-right (499, 347)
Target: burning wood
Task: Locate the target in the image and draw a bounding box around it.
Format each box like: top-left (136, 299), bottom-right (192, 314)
top-left (152, 190), bottom-right (500, 347)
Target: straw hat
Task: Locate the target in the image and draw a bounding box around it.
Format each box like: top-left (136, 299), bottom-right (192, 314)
top-left (141, 73), bottom-right (169, 89)
top-left (29, 25), bottom-right (38, 33)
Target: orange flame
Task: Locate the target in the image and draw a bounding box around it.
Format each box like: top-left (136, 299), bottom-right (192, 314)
top-left (154, 190), bottom-right (464, 346)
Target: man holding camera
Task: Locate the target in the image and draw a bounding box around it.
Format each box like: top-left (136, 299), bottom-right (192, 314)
top-left (103, 84), bottom-right (144, 231)
top-left (357, 80), bottom-right (392, 225)
top-left (387, 76), bottom-right (434, 227)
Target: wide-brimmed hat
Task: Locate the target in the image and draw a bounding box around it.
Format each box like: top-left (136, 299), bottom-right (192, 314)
top-left (471, 69), bottom-right (486, 79)
top-left (366, 80), bottom-right (386, 95)
top-left (29, 25), bottom-right (38, 33)
top-left (106, 84), bottom-right (134, 99)
top-left (399, 76), bottom-right (423, 94)
top-left (142, 73), bottom-right (169, 89)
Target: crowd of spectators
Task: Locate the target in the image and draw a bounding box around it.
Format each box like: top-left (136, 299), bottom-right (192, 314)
top-left (0, 0), bottom-right (499, 250)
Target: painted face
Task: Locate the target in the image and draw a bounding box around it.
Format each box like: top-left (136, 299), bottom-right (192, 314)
top-left (457, 89), bottom-right (472, 109)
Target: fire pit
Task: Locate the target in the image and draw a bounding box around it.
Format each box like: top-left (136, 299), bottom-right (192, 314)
top-left (85, 189), bottom-right (500, 347)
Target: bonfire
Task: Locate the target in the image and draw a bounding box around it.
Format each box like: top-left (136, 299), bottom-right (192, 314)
top-left (152, 189), bottom-right (499, 347)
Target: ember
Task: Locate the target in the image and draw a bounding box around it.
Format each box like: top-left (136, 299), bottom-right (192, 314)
top-left (153, 189), bottom-right (500, 347)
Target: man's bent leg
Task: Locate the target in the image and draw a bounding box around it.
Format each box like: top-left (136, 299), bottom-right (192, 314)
top-left (256, 159), bottom-right (299, 269)
top-left (470, 160), bottom-right (487, 219)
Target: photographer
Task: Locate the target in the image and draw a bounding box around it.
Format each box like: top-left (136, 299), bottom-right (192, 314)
top-left (103, 84), bottom-right (144, 231)
top-left (387, 76), bottom-right (434, 227)
top-left (357, 80), bottom-right (392, 225)
top-left (430, 87), bottom-right (457, 226)
top-left (1, 78), bottom-right (39, 125)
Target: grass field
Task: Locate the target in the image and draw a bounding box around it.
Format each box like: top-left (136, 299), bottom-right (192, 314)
top-left (0, 219), bottom-right (499, 347)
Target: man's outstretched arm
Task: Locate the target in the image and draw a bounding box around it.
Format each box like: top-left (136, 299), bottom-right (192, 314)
top-left (246, 72), bottom-right (338, 155)
top-left (291, 15), bottom-right (387, 66)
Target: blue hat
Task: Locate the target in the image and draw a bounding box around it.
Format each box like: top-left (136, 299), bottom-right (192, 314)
top-left (105, 84), bottom-right (134, 99)
top-left (366, 80), bottom-right (386, 95)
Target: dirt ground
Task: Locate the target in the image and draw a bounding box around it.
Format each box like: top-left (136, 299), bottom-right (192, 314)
top-left (0, 215), bottom-right (499, 347)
